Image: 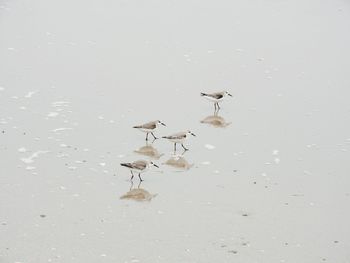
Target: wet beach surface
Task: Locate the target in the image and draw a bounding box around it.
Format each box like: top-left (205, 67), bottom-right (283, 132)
top-left (1, 0), bottom-right (350, 262)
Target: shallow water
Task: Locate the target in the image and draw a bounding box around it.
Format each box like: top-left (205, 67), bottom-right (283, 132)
top-left (1, 0), bottom-right (350, 262)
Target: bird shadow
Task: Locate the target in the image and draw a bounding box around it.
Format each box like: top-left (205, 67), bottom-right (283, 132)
top-left (120, 181), bottom-right (157, 202)
top-left (200, 109), bottom-right (231, 128)
top-left (134, 140), bottom-right (164, 160)
top-left (163, 150), bottom-right (194, 171)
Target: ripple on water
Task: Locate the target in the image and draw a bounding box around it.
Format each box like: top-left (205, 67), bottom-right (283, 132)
top-left (21, 150), bottom-right (49, 164)
top-left (47, 112), bottom-right (59, 117)
top-left (205, 144), bottom-right (216, 150)
top-left (52, 127), bottom-right (73, 133)
top-left (18, 147), bottom-right (27, 153)
top-left (24, 91), bottom-right (38, 98)
top-left (52, 101), bottom-right (70, 107)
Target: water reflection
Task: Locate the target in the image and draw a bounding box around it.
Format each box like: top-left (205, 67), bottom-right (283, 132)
top-left (163, 151), bottom-right (194, 171)
top-left (120, 181), bottom-right (157, 202)
top-left (200, 109), bottom-right (231, 128)
top-left (134, 141), bottom-right (163, 159)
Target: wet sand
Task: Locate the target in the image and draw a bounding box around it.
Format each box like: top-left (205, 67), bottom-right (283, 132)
top-left (1, 0), bottom-right (350, 262)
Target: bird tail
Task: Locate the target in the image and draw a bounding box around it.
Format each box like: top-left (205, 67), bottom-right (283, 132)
top-left (120, 163), bottom-right (132, 168)
top-left (200, 92), bottom-right (207, 96)
top-left (133, 125), bottom-right (141, 129)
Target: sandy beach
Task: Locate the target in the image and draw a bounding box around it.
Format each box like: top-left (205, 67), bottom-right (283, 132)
top-left (1, 0), bottom-right (350, 262)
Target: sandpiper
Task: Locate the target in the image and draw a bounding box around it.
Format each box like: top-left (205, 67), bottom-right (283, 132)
top-left (120, 160), bottom-right (159, 181)
top-left (133, 120), bottom-right (166, 141)
top-left (162, 130), bottom-right (196, 151)
top-left (200, 91), bottom-right (233, 110)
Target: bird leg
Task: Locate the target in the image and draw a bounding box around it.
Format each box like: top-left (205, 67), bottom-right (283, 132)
top-left (217, 102), bottom-right (221, 109)
top-left (130, 171), bottom-right (134, 181)
top-left (215, 105), bottom-right (221, 115)
top-left (146, 133), bottom-right (149, 141)
top-left (151, 132), bottom-right (158, 140)
top-left (174, 143), bottom-right (177, 152)
top-left (214, 107), bottom-right (219, 115)
top-left (138, 173), bottom-right (143, 182)
top-left (181, 143), bottom-right (188, 151)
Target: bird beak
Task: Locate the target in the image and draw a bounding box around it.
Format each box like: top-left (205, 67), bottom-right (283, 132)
top-left (191, 132), bottom-right (196, 137)
top-left (228, 93), bottom-right (233, 97)
top-left (153, 163), bottom-right (159, 168)
top-left (161, 122), bottom-right (166, 126)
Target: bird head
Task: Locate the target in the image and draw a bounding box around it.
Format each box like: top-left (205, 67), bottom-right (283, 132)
top-left (157, 120), bottom-right (166, 126)
top-left (150, 161), bottom-right (159, 168)
top-left (224, 91), bottom-right (233, 97)
top-left (187, 130), bottom-right (196, 137)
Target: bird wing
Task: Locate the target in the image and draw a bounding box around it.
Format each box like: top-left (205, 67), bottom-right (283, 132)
top-left (210, 92), bottom-right (224, 99)
top-left (133, 121), bottom-right (156, 129)
top-left (121, 161), bottom-right (147, 170)
top-left (201, 92), bottom-right (224, 99)
top-left (120, 163), bottom-right (134, 169)
top-left (132, 160), bottom-right (147, 170)
top-left (164, 132), bottom-right (186, 140)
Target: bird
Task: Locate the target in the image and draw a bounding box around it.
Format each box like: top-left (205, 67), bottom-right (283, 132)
top-left (200, 91), bottom-right (233, 111)
top-left (162, 130), bottom-right (196, 152)
top-left (120, 160), bottom-right (159, 181)
top-left (133, 120), bottom-right (166, 141)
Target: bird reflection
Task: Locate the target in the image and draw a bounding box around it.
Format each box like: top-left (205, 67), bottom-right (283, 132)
top-left (200, 109), bottom-right (231, 128)
top-left (163, 151), bottom-right (194, 171)
top-left (120, 181), bottom-right (157, 202)
top-left (134, 141), bottom-right (163, 159)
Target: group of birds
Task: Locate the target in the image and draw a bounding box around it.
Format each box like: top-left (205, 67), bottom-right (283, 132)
top-left (120, 91), bottom-right (233, 181)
